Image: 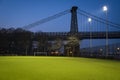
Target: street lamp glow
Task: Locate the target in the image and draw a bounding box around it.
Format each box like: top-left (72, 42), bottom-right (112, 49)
top-left (117, 47), bottom-right (120, 50)
top-left (103, 6), bottom-right (108, 12)
top-left (102, 5), bottom-right (109, 57)
top-left (100, 48), bottom-right (103, 52)
top-left (88, 18), bottom-right (92, 22)
top-left (88, 17), bottom-right (92, 54)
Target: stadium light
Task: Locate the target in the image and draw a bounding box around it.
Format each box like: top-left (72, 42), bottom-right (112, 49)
top-left (100, 48), bottom-right (103, 52)
top-left (117, 47), bottom-right (120, 50)
top-left (103, 6), bottom-right (108, 12)
top-left (102, 5), bottom-right (109, 57)
top-left (88, 18), bottom-right (92, 55)
top-left (88, 18), bottom-right (92, 23)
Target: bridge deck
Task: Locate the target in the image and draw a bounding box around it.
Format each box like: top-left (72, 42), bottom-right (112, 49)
top-left (34, 32), bottom-right (120, 40)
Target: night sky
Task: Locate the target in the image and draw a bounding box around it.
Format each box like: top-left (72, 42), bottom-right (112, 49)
top-left (0, 0), bottom-right (120, 47)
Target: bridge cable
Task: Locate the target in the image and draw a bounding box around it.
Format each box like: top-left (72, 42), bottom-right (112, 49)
top-left (22, 9), bottom-right (70, 30)
top-left (78, 9), bottom-right (120, 30)
top-left (78, 11), bottom-right (120, 30)
top-left (78, 8), bottom-right (120, 28)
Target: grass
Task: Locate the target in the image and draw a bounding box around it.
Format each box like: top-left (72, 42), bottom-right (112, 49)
top-left (0, 56), bottom-right (120, 80)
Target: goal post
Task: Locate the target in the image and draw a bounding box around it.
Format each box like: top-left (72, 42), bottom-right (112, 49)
top-left (34, 52), bottom-right (47, 56)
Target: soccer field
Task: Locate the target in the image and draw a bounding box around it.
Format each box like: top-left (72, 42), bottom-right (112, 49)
top-left (0, 57), bottom-right (120, 80)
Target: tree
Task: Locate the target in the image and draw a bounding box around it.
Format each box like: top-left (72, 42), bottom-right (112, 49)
top-left (65, 35), bottom-right (80, 56)
top-left (50, 38), bottom-right (63, 51)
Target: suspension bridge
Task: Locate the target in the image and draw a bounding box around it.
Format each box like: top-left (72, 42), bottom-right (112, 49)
top-left (20, 6), bottom-right (120, 57)
top-left (22, 6), bottom-right (120, 40)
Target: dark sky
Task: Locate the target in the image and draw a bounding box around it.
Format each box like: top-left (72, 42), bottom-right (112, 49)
top-left (0, 0), bottom-right (120, 47)
top-left (0, 0), bottom-right (120, 31)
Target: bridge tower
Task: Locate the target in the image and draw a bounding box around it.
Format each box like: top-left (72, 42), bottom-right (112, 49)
top-left (64, 6), bottom-right (80, 57)
top-left (70, 6), bottom-right (78, 33)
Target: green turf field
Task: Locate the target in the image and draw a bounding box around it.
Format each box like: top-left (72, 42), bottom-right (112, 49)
top-left (0, 56), bottom-right (120, 80)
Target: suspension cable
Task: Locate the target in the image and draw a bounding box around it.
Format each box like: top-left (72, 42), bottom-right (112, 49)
top-left (78, 8), bottom-right (120, 27)
top-left (22, 9), bottom-right (70, 30)
top-left (78, 9), bottom-right (120, 30)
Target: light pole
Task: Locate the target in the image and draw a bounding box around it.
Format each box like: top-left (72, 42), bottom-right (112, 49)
top-left (25, 46), bottom-right (27, 56)
top-left (88, 18), bottom-right (92, 55)
top-left (103, 5), bottom-right (108, 57)
top-left (100, 48), bottom-right (103, 56)
top-left (117, 47), bottom-right (120, 55)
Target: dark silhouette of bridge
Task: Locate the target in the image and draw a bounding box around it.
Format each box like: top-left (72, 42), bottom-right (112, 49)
top-left (21, 6), bottom-right (120, 57)
top-left (33, 32), bottom-right (120, 40)
top-left (22, 6), bottom-right (120, 39)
